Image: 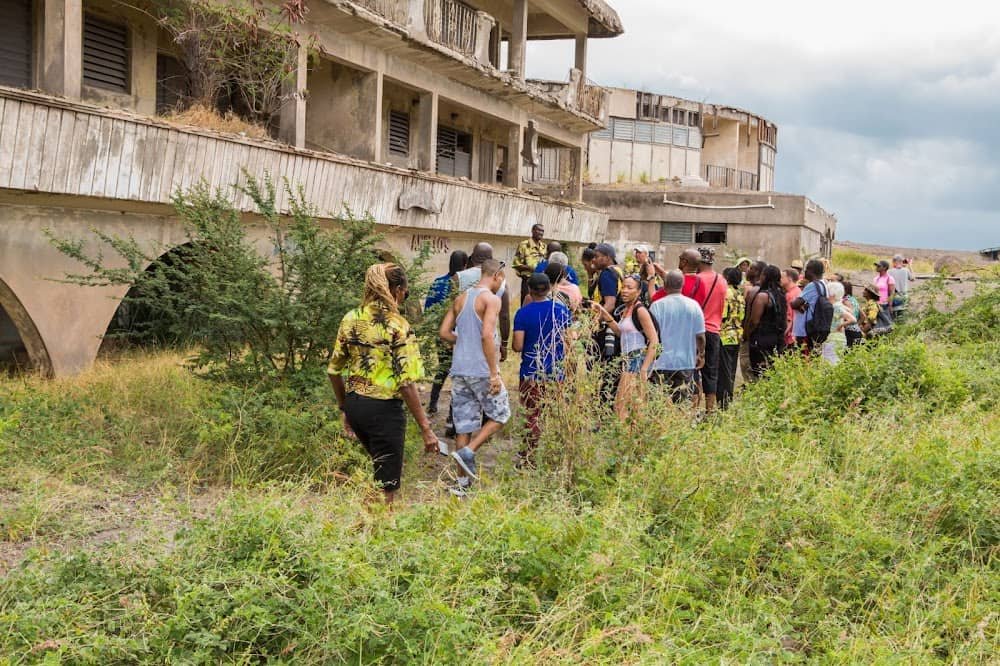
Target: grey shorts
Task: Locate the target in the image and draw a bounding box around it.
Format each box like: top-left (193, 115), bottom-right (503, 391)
top-left (451, 375), bottom-right (511, 435)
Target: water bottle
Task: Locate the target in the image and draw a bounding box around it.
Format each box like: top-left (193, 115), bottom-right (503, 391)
top-left (603, 325), bottom-right (616, 359)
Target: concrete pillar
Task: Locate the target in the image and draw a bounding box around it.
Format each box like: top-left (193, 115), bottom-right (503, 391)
top-left (505, 124), bottom-right (523, 188)
top-left (42, 0), bottom-right (83, 99)
top-left (574, 34), bottom-right (587, 82)
top-left (408, 0), bottom-right (428, 40)
top-left (353, 70), bottom-right (383, 162)
top-left (279, 46), bottom-right (309, 149)
top-left (509, 0), bottom-right (528, 80)
top-left (473, 12), bottom-right (495, 66)
top-left (416, 90), bottom-right (438, 172)
top-left (568, 146), bottom-right (583, 201)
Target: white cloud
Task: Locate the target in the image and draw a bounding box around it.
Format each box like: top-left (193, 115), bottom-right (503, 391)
top-left (526, 0), bottom-right (1000, 248)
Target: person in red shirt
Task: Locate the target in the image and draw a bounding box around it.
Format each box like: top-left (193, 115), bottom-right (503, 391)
top-left (781, 268), bottom-right (802, 348)
top-left (651, 248), bottom-right (703, 303)
top-left (693, 247), bottom-right (726, 413)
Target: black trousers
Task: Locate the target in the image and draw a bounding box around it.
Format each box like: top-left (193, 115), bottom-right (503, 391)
top-left (343, 393), bottom-right (405, 491)
top-left (717, 343), bottom-right (740, 409)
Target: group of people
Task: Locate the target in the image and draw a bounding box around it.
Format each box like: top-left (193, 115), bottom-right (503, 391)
top-left (327, 223), bottom-right (915, 501)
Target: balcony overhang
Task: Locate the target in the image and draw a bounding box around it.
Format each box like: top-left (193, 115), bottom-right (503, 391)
top-left (0, 87), bottom-right (607, 244)
top-left (579, 0), bottom-right (624, 38)
top-left (311, 0), bottom-right (608, 132)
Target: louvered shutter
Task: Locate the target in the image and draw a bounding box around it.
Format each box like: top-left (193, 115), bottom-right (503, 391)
top-left (660, 223), bottom-right (693, 244)
top-left (436, 125), bottom-right (457, 176)
top-left (388, 110), bottom-right (410, 156)
top-left (612, 118), bottom-right (634, 141)
top-left (83, 14), bottom-right (129, 92)
top-left (634, 121), bottom-right (653, 144)
top-left (0, 0), bottom-right (32, 89)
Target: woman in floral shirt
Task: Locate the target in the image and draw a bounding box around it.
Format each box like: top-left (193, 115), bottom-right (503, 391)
top-left (717, 267), bottom-right (745, 409)
top-left (328, 263), bottom-right (440, 503)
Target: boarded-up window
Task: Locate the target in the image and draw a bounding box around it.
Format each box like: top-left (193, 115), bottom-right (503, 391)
top-left (388, 110), bottom-right (410, 156)
top-left (83, 14), bottom-right (129, 92)
top-left (156, 54), bottom-right (187, 114)
top-left (660, 223), bottom-right (693, 244)
top-left (0, 0), bottom-right (32, 89)
top-left (436, 125), bottom-right (472, 178)
top-left (695, 224), bottom-right (727, 244)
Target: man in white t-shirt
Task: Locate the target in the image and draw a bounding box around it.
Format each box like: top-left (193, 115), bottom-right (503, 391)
top-left (649, 270), bottom-right (706, 403)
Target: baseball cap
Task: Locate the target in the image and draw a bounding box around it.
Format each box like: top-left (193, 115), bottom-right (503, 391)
top-left (875, 260), bottom-right (890, 270)
top-left (633, 244), bottom-right (652, 254)
top-left (698, 247), bottom-right (716, 264)
top-left (594, 242), bottom-right (617, 263)
top-left (527, 272), bottom-right (551, 291)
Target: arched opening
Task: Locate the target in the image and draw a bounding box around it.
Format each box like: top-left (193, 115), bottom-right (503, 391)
top-left (0, 280), bottom-right (53, 376)
top-left (98, 243), bottom-right (197, 358)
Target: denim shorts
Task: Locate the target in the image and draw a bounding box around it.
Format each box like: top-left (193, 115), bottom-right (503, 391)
top-left (622, 350), bottom-right (644, 374)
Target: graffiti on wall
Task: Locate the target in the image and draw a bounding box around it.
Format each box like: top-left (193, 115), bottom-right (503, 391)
top-left (410, 235), bottom-right (451, 254)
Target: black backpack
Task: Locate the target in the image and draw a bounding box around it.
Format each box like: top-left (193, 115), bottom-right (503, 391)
top-left (616, 302), bottom-right (661, 346)
top-left (805, 281), bottom-right (834, 344)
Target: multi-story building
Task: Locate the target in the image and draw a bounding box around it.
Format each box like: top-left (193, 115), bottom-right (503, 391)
top-left (0, 0), bottom-right (623, 375)
top-left (581, 87), bottom-right (836, 269)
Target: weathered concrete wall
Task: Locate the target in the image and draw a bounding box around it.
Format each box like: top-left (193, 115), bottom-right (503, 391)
top-left (306, 58), bottom-right (380, 160)
top-left (588, 187), bottom-right (836, 269)
top-left (701, 118), bottom-right (739, 171)
top-left (80, 0), bottom-right (158, 116)
top-left (607, 87), bottom-right (636, 119)
top-left (737, 123), bottom-right (761, 175)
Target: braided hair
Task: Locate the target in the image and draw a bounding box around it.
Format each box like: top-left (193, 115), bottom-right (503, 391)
top-left (363, 263), bottom-right (407, 313)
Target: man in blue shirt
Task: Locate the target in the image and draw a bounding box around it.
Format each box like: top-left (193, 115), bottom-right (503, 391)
top-left (790, 258), bottom-right (826, 354)
top-left (649, 270), bottom-right (706, 403)
top-left (513, 273), bottom-right (572, 464)
top-left (424, 250), bottom-right (468, 415)
top-left (534, 242), bottom-right (580, 285)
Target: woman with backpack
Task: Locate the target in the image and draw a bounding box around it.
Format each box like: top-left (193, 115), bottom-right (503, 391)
top-left (743, 265), bottom-right (788, 379)
top-left (592, 275), bottom-right (659, 420)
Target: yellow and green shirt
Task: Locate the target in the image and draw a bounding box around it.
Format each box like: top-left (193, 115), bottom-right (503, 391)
top-left (327, 303), bottom-right (425, 400)
top-left (720, 285), bottom-right (745, 346)
top-left (513, 238), bottom-right (547, 279)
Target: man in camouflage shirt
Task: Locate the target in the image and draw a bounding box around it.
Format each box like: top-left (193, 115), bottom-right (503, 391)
top-left (513, 223), bottom-right (547, 305)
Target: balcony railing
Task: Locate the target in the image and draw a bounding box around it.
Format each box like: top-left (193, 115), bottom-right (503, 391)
top-left (355, 0), bottom-right (408, 25)
top-left (425, 0), bottom-right (479, 56)
top-left (705, 165), bottom-right (759, 191)
top-left (579, 83), bottom-right (606, 120)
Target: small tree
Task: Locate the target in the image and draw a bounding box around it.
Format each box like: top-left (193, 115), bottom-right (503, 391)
top-left (126, 0), bottom-right (314, 127)
top-left (48, 174), bottom-right (412, 386)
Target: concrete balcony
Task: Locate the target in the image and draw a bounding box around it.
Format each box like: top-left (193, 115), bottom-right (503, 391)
top-left (0, 86), bottom-right (605, 241)
top-left (313, 0), bottom-right (610, 132)
top-left (531, 75), bottom-right (610, 125)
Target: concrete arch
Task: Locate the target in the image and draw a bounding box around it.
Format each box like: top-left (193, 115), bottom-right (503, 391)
top-left (0, 279), bottom-right (54, 376)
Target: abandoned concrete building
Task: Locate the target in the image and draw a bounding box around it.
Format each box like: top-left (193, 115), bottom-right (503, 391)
top-left (0, 0), bottom-right (624, 375)
top-left (582, 87), bottom-right (836, 269)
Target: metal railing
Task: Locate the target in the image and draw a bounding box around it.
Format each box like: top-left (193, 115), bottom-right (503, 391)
top-left (579, 83), bottom-right (606, 119)
top-left (705, 165), bottom-right (760, 190)
top-left (354, 0), bottom-right (408, 25)
top-left (425, 0), bottom-right (478, 55)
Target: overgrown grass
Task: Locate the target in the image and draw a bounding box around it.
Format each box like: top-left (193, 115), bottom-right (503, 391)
top-left (832, 247), bottom-right (934, 274)
top-left (1, 287), bottom-right (998, 662)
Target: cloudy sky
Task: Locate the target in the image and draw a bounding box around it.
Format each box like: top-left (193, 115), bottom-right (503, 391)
top-left (527, 0), bottom-right (999, 250)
